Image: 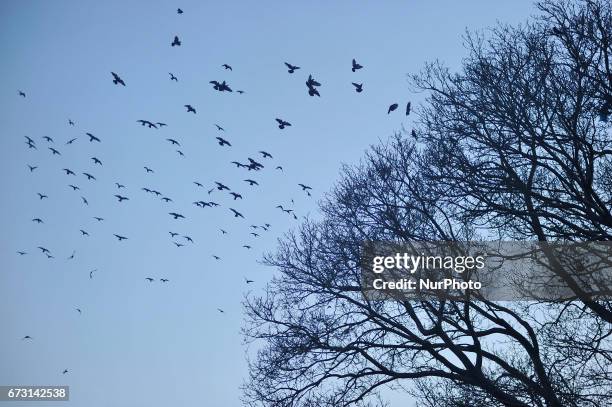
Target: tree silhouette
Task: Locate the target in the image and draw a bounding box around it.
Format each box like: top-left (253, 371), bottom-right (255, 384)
top-left (244, 0), bottom-right (612, 406)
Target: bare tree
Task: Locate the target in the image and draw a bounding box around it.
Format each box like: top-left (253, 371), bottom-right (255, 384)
top-left (244, 1), bottom-right (612, 406)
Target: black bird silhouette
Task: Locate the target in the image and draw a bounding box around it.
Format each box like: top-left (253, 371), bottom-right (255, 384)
top-left (194, 181), bottom-right (203, 187)
top-left (169, 232), bottom-right (179, 238)
top-left (176, 150), bottom-right (184, 157)
top-left (68, 119), bottom-right (75, 126)
top-left (169, 212), bottom-right (185, 220)
top-left (114, 194), bottom-right (129, 202)
top-left (174, 242), bottom-right (184, 248)
top-left (137, 120), bottom-right (158, 128)
top-left (92, 157), bottom-right (102, 165)
top-left (144, 166), bottom-right (154, 173)
top-left (83, 172), bottom-right (96, 181)
top-left (68, 250), bottom-right (76, 260)
top-left (214, 124), bottom-right (224, 131)
top-left (32, 218), bottom-right (44, 224)
top-left (111, 72), bottom-right (126, 86)
top-left (68, 184), bottom-right (80, 191)
top-left (22, 335), bottom-right (32, 340)
top-left (17, 251), bottom-right (27, 255)
top-left (222, 64), bottom-right (232, 71)
top-left (250, 232), bottom-right (259, 237)
top-left (75, 308), bottom-right (81, 314)
top-left (306, 74), bottom-right (321, 97)
top-left (184, 104), bottom-right (196, 113)
top-left (217, 308), bottom-right (225, 313)
top-left (80, 229), bottom-right (89, 237)
top-left (63, 168), bottom-right (75, 176)
top-left (169, 72), bottom-right (178, 81)
top-left (171, 35), bottom-right (181, 46)
top-left (161, 197), bottom-right (172, 203)
top-left (49, 147), bottom-right (61, 155)
top-left (82, 196), bottom-right (89, 205)
top-left (244, 179), bottom-right (259, 186)
top-left (183, 235), bottom-right (194, 243)
top-left (209, 80), bottom-right (232, 92)
top-left (351, 58), bottom-right (363, 72)
top-left (276, 118), bottom-right (291, 129)
top-left (145, 277), bottom-right (155, 282)
top-left (216, 137), bottom-right (231, 146)
top-left (284, 62), bottom-right (300, 73)
top-left (215, 182), bottom-right (230, 191)
top-left (177, 8), bottom-right (183, 14)
top-left (230, 208), bottom-right (244, 218)
top-left (298, 183), bottom-right (312, 191)
top-left (86, 132), bottom-right (101, 142)
top-left (19, 91), bottom-right (26, 98)
top-left (114, 234), bottom-right (128, 241)
top-left (28, 165), bottom-right (37, 172)
top-left (352, 82), bottom-right (363, 93)
top-left (115, 182), bottom-right (125, 189)
top-left (231, 161), bottom-right (247, 168)
top-left (93, 217), bottom-right (104, 222)
top-left (38, 247), bottom-right (50, 254)
top-left (37, 193), bottom-right (48, 200)
top-left (213, 255), bottom-right (221, 260)
top-left (237, 90), bottom-right (245, 94)
top-left (259, 151), bottom-right (272, 158)
top-left (406, 101), bottom-right (411, 116)
top-left (275, 166), bottom-right (283, 171)
top-left (90, 269), bottom-right (96, 279)
top-left (160, 278), bottom-right (169, 282)
top-left (247, 158), bottom-right (264, 170)
top-left (220, 229), bottom-right (227, 234)
top-left (166, 138), bottom-right (180, 146)
top-left (230, 192), bottom-right (243, 200)
top-left (62, 369), bottom-right (69, 375)
top-left (156, 122), bottom-right (167, 127)
top-left (243, 245), bottom-right (252, 249)
top-left (43, 136), bottom-right (54, 143)
top-left (66, 137), bottom-right (77, 144)
top-left (245, 278), bottom-right (254, 284)
top-left (387, 103), bottom-right (398, 114)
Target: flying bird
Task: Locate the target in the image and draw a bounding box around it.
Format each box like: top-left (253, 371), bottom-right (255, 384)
top-left (406, 101), bottom-right (411, 116)
top-left (214, 124), bottom-right (224, 131)
top-left (114, 194), bottom-right (129, 202)
top-left (43, 136), bottom-right (54, 143)
top-left (145, 277), bottom-right (155, 282)
top-left (215, 182), bottom-right (230, 191)
top-left (115, 182), bottom-right (125, 189)
top-left (169, 212), bottom-right (185, 219)
top-left (66, 137), bottom-right (77, 144)
top-left (17, 251), bottom-right (27, 256)
top-left (83, 172), bottom-right (96, 181)
top-left (216, 137), bottom-right (231, 146)
top-left (171, 36), bottom-right (181, 47)
top-left (144, 166), bottom-right (154, 173)
top-left (166, 138), bottom-right (180, 146)
top-left (230, 208), bottom-right (244, 218)
top-left (19, 91), bottom-right (26, 98)
top-left (184, 104), bottom-right (196, 114)
top-left (298, 183), bottom-right (312, 191)
top-left (63, 168), bottom-right (75, 175)
top-left (244, 179), bottom-right (259, 186)
top-left (68, 185), bottom-right (80, 191)
top-left (81, 196), bottom-right (89, 205)
top-left (169, 72), bottom-right (178, 81)
top-left (222, 64), bottom-right (232, 71)
top-left (28, 165), bottom-right (37, 172)
top-left (169, 232), bottom-right (179, 238)
top-left (86, 133), bottom-right (101, 142)
top-left (284, 62), bottom-right (300, 73)
top-left (245, 278), bottom-right (254, 284)
top-left (111, 72), bottom-right (126, 86)
top-left (113, 234), bottom-right (128, 241)
top-left (388, 103), bottom-right (399, 114)
top-left (177, 8), bottom-right (183, 14)
top-left (91, 157), bottom-right (102, 165)
top-left (68, 119), bottom-right (75, 126)
top-left (80, 229), bottom-right (89, 236)
top-left (160, 278), bottom-right (169, 282)
top-left (352, 82), bottom-right (363, 93)
top-left (230, 192), bottom-right (243, 200)
top-left (351, 58), bottom-right (363, 72)
top-left (259, 151), bottom-right (272, 158)
top-left (37, 193), bottom-right (48, 200)
top-left (276, 118), bottom-right (291, 129)
top-left (32, 218), bottom-right (44, 224)
top-left (137, 120), bottom-right (158, 128)
top-left (49, 147), bottom-right (61, 155)
top-left (93, 217), bottom-right (104, 222)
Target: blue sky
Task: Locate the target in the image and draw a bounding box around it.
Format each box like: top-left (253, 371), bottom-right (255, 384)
top-left (0, 1), bottom-right (536, 405)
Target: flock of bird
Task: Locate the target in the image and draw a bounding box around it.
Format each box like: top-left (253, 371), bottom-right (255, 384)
top-left (12, 6), bottom-right (413, 377)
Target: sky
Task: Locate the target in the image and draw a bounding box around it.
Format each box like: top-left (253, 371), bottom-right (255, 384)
top-left (0, 1), bottom-right (537, 406)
